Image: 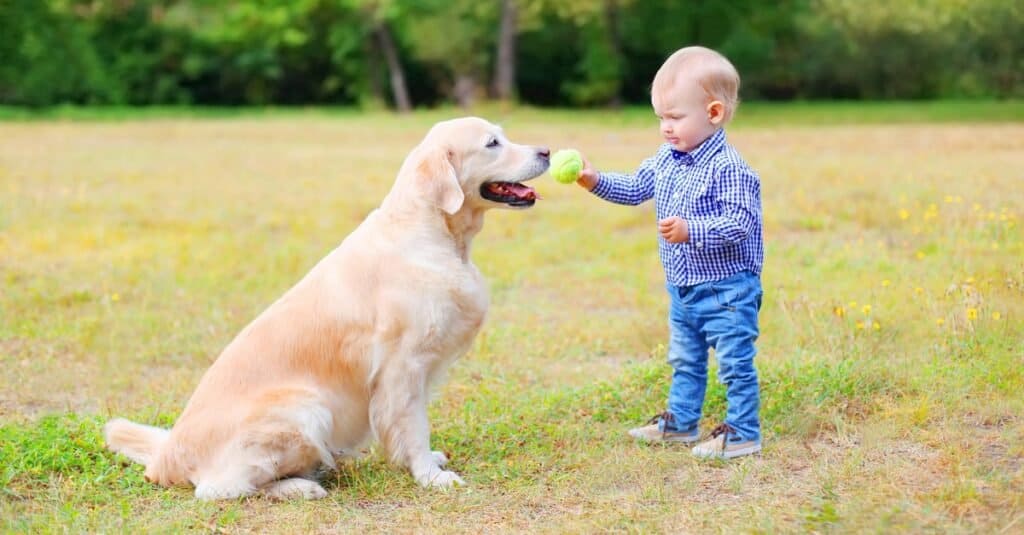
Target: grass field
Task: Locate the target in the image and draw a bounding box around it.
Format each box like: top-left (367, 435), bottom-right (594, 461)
top-left (1, 103), bottom-right (1022, 533)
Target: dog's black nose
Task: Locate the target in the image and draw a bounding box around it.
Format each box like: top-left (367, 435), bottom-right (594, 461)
top-left (537, 147), bottom-right (550, 160)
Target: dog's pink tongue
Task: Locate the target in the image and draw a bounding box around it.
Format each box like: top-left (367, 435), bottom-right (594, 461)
top-left (487, 182), bottom-right (540, 200)
top-left (508, 183), bottom-right (539, 200)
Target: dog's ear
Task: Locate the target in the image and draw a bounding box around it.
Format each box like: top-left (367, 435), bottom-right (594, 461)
top-left (416, 147), bottom-right (464, 215)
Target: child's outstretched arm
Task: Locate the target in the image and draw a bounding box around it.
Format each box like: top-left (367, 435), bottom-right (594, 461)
top-left (576, 157), bottom-right (599, 191)
top-left (685, 165), bottom-right (761, 249)
top-left (576, 153), bottom-right (656, 206)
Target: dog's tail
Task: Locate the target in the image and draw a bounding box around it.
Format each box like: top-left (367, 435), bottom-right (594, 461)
top-left (104, 418), bottom-right (169, 466)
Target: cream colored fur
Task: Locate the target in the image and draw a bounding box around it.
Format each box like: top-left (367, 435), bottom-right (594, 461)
top-left (104, 117), bottom-right (550, 500)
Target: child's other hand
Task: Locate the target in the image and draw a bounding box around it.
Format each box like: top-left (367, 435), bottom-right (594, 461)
top-left (577, 156), bottom-right (599, 191)
top-left (658, 216), bottom-right (689, 243)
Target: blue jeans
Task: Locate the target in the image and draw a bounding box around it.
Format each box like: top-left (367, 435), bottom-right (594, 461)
top-left (663, 271), bottom-right (762, 442)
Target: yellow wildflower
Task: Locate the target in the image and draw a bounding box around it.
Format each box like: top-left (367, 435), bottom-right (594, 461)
top-left (899, 209), bottom-right (909, 220)
top-left (873, 322), bottom-right (881, 330)
top-left (862, 305), bottom-right (872, 315)
top-left (992, 312), bottom-right (1002, 320)
top-left (936, 318), bottom-right (945, 326)
top-left (966, 308), bottom-right (978, 321)
top-left (882, 280), bottom-right (891, 287)
top-left (833, 306), bottom-right (845, 318)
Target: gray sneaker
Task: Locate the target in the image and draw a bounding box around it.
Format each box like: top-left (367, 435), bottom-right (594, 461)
top-left (691, 423), bottom-right (762, 459)
top-left (628, 412), bottom-right (700, 444)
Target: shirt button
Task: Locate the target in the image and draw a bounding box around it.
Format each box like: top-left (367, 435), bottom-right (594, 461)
top-left (674, 249), bottom-right (681, 257)
top-left (696, 242), bottom-right (703, 249)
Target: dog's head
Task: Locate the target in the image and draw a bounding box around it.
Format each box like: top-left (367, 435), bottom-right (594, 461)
top-left (392, 117), bottom-right (550, 215)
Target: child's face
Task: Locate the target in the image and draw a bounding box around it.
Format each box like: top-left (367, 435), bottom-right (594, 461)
top-left (653, 76), bottom-right (722, 152)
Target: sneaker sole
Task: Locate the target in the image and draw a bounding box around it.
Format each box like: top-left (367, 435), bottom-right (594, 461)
top-left (692, 443), bottom-right (762, 459)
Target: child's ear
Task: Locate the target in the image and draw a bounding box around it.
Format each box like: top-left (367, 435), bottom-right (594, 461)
top-left (707, 100), bottom-right (726, 125)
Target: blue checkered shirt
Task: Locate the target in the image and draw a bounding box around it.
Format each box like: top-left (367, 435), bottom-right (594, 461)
top-left (591, 128), bottom-right (763, 287)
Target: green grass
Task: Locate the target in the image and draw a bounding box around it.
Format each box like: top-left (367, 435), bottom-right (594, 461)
top-left (1, 105), bottom-right (1022, 532)
top-left (1, 99), bottom-right (1023, 126)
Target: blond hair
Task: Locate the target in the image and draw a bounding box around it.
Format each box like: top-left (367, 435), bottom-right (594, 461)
top-left (651, 46), bottom-right (740, 122)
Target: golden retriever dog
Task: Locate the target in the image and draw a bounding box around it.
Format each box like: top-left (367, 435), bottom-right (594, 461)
top-left (104, 117), bottom-right (549, 500)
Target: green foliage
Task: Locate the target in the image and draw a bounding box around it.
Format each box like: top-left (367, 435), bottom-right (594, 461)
top-left (0, 0), bottom-right (111, 106)
top-left (796, 0), bottom-right (1023, 100)
top-left (0, 1), bottom-right (1021, 106)
top-left (177, 0), bottom-right (371, 104)
top-left (402, 0), bottom-right (498, 76)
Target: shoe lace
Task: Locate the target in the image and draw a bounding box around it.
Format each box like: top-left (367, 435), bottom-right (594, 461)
top-left (708, 423), bottom-right (736, 451)
top-left (645, 411), bottom-right (675, 439)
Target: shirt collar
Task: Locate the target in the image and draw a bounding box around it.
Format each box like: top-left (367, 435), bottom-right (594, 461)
top-left (671, 128), bottom-right (726, 164)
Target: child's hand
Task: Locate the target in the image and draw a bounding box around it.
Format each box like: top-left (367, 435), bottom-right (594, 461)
top-left (577, 156), bottom-right (599, 191)
top-left (658, 216), bottom-right (689, 243)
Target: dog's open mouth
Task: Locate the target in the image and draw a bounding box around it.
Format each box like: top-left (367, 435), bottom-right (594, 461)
top-left (480, 181), bottom-right (540, 207)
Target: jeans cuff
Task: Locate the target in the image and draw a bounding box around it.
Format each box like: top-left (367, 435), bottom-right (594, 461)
top-left (662, 418), bottom-right (698, 434)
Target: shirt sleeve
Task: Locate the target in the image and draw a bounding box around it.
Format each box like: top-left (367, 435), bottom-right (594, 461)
top-left (590, 157), bottom-right (656, 206)
top-left (686, 164), bottom-right (761, 250)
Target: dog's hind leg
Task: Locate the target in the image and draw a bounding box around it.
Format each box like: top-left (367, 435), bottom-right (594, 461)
top-left (260, 478), bottom-right (328, 500)
top-left (193, 461), bottom-right (262, 500)
top-left (193, 428), bottom-right (329, 500)
top-left (192, 393), bottom-right (335, 500)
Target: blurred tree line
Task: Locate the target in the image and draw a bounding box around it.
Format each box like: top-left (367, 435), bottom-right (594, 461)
top-left (1, 0), bottom-right (1020, 108)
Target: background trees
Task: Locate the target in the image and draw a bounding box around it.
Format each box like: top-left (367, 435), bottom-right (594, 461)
top-left (1, 0), bottom-right (1020, 107)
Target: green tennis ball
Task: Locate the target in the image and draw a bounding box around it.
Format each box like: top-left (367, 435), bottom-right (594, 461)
top-left (550, 149), bottom-right (583, 184)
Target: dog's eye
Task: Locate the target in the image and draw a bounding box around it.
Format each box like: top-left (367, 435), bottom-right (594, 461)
top-left (486, 138), bottom-right (501, 148)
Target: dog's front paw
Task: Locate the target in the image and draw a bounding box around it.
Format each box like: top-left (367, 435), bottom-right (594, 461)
top-left (426, 470), bottom-right (466, 488)
top-left (431, 450), bottom-right (449, 467)
top-left (416, 466), bottom-right (465, 488)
